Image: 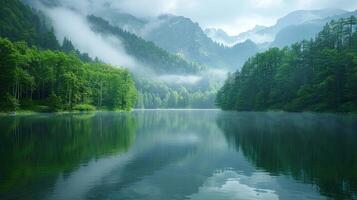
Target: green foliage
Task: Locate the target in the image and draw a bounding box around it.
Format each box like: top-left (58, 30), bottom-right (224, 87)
top-left (73, 104), bottom-right (96, 112)
top-left (135, 78), bottom-right (218, 109)
top-left (0, 93), bottom-right (19, 112)
top-left (0, 0), bottom-right (60, 50)
top-left (217, 17), bottom-right (357, 112)
top-left (0, 38), bottom-right (137, 112)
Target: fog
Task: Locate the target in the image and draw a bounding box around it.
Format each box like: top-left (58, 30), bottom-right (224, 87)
top-left (158, 75), bottom-right (202, 85)
top-left (26, 1), bottom-right (138, 70)
top-left (29, 0), bottom-right (357, 35)
top-left (27, 0), bottom-right (229, 88)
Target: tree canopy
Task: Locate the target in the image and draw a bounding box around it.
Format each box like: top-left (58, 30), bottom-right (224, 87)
top-left (0, 38), bottom-right (137, 112)
top-left (217, 17), bottom-right (357, 112)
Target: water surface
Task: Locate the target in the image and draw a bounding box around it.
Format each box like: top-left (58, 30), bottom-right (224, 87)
top-left (0, 110), bottom-right (356, 200)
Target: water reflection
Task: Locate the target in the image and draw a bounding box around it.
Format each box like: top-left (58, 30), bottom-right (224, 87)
top-left (0, 112), bottom-right (136, 198)
top-left (217, 112), bottom-right (357, 199)
top-left (0, 110), bottom-right (356, 200)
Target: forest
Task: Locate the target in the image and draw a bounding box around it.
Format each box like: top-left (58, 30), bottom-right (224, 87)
top-left (216, 17), bottom-right (357, 112)
top-left (0, 38), bottom-right (137, 112)
top-left (135, 78), bottom-right (218, 109)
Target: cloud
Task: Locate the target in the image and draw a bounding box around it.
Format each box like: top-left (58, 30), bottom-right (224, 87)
top-left (37, 5), bottom-right (138, 69)
top-left (34, 0), bottom-right (357, 35)
top-left (158, 75), bottom-right (202, 85)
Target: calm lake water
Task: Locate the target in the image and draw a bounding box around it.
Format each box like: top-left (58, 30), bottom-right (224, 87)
top-left (0, 110), bottom-right (357, 200)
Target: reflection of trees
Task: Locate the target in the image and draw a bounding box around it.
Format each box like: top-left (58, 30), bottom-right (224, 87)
top-left (217, 112), bottom-right (357, 200)
top-left (0, 112), bottom-right (137, 192)
top-left (86, 110), bottom-right (220, 199)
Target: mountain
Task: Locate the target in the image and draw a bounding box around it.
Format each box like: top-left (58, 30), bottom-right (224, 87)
top-left (96, 9), bottom-right (147, 35)
top-left (142, 15), bottom-right (223, 66)
top-left (204, 28), bottom-right (238, 46)
top-left (110, 14), bottom-right (259, 70)
top-left (96, 11), bottom-right (258, 70)
top-left (271, 10), bottom-right (357, 47)
top-left (257, 9), bottom-right (347, 37)
top-left (102, 9), bottom-right (351, 71)
top-left (0, 0), bottom-right (59, 50)
top-left (205, 25), bottom-right (269, 46)
top-left (87, 15), bottom-right (201, 75)
top-left (204, 9), bottom-right (350, 49)
top-left (236, 25), bottom-right (268, 43)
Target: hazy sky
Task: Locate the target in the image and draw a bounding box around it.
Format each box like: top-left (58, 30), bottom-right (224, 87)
top-left (102, 0), bottom-right (357, 35)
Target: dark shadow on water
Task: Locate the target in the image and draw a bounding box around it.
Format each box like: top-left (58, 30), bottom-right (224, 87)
top-left (0, 112), bottom-right (137, 196)
top-left (217, 111), bottom-right (357, 200)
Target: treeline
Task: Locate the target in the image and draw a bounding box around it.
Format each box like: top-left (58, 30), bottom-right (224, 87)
top-left (0, 38), bottom-right (137, 112)
top-left (135, 79), bottom-right (217, 109)
top-left (217, 17), bottom-right (357, 112)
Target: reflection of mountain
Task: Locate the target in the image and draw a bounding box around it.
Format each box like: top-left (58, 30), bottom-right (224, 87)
top-left (0, 113), bottom-right (137, 193)
top-left (217, 112), bottom-right (357, 199)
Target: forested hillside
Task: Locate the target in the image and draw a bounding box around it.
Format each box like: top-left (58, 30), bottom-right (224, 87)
top-left (0, 38), bottom-right (137, 112)
top-left (88, 15), bottom-right (201, 75)
top-left (0, 0), bottom-right (139, 112)
top-left (217, 17), bottom-right (357, 112)
top-left (99, 13), bottom-right (259, 70)
top-left (0, 0), bottom-right (59, 50)
top-left (140, 15), bottom-right (259, 70)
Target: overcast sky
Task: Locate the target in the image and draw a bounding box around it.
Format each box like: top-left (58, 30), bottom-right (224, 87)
top-left (106, 0), bottom-right (357, 35)
top-left (56, 0), bottom-right (357, 35)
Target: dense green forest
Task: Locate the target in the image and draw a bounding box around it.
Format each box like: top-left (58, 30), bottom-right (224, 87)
top-left (0, 0), bottom-right (59, 50)
top-left (0, 38), bottom-right (137, 112)
top-left (0, 0), bottom-right (138, 112)
top-left (217, 17), bottom-right (357, 112)
top-left (0, 0), bottom-right (94, 61)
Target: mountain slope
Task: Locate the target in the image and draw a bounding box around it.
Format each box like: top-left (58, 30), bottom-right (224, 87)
top-left (141, 15), bottom-right (259, 70)
top-left (257, 9), bottom-right (347, 37)
top-left (99, 12), bottom-right (259, 70)
top-left (271, 10), bottom-right (357, 47)
top-left (217, 17), bottom-right (357, 112)
top-left (0, 0), bottom-right (59, 49)
top-left (204, 28), bottom-right (238, 46)
top-left (143, 15), bottom-right (221, 66)
top-left (87, 15), bottom-right (201, 75)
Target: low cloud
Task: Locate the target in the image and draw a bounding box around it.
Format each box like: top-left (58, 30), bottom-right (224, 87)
top-left (32, 0), bottom-right (357, 35)
top-left (158, 75), bottom-right (202, 85)
top-left (36, 4), bottom-right (139, 69)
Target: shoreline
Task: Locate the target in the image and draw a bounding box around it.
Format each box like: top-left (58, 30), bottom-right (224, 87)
top-left (1, 109), bottom-right (356, 117)
top-left (0, 109), bottom-right (131, 117)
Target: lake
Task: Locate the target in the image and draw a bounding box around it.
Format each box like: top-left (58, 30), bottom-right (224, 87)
top-left (0, 110), bottom-right (356, 200)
